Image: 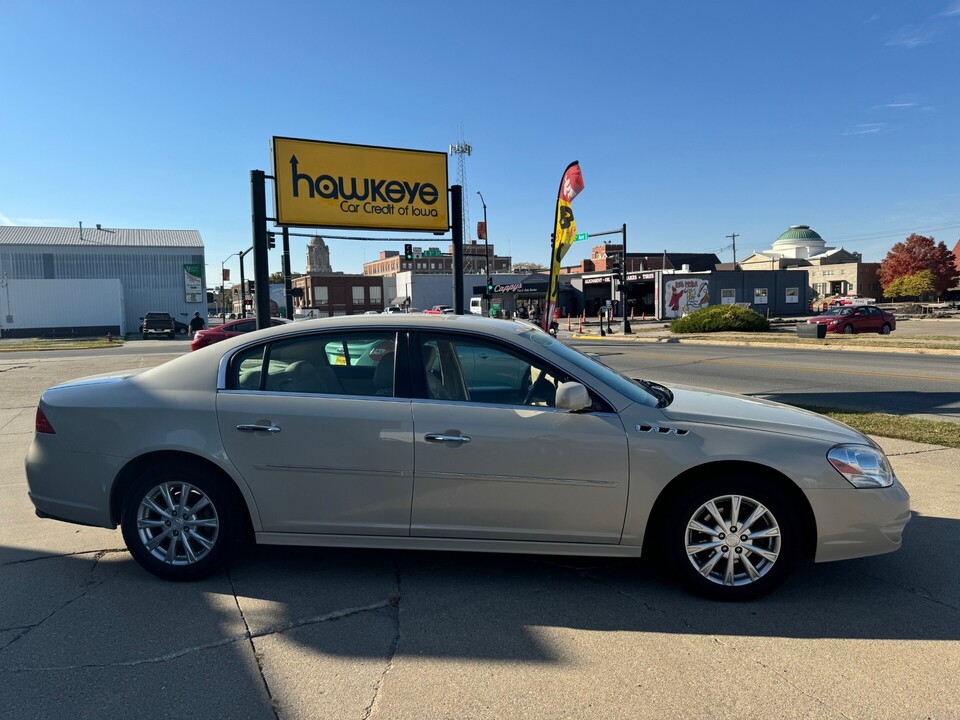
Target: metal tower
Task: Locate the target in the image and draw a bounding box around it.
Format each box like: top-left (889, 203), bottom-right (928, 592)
top-left (449, 129), bottom-right (472, 250)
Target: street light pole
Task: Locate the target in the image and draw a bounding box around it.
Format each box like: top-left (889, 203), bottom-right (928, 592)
top-left (221, 252), bottom-right (240, 319)
top-left (476, 191), bottom-right (490, 313)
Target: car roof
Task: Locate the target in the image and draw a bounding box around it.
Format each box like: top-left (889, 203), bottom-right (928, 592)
top-left (264, 313), bottom-right (543, 342)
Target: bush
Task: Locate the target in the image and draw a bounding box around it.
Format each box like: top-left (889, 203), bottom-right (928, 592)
top-left (670, 305), bottom-right (770, 334)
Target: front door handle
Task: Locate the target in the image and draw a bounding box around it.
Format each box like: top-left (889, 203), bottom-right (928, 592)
top-left (425, 433), bottom-right (471, 444)
top-left (237, 424), bottom-right (281, 433)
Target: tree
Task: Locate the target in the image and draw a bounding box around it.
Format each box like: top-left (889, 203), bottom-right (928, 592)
top-left (883, 270), bottom-right (937, 300)
top-left (879, 234), bottom-right (958, 295)
top-left (268, 271), bottom-right (304, 283)
top-left (511, 261), bottom-right (546, 273)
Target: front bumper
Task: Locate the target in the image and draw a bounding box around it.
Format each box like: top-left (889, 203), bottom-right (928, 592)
top-left (806, 480), bottom-right (911, 563)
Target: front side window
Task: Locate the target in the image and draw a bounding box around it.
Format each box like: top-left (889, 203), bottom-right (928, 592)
top-left (417, 334), bottom-right (570, 407)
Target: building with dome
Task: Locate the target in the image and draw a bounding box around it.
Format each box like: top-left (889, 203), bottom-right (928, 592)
top-left (740, 225), bottom-right (883, 303)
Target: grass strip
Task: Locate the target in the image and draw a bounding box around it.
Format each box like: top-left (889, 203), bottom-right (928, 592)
top-left (0, 339), bottom-right (125, 352)
top-left (789, 404), bottom-right (960, 448)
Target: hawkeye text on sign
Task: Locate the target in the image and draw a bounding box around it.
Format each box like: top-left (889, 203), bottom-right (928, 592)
top-left (272, 137), bottom-right (450, 232)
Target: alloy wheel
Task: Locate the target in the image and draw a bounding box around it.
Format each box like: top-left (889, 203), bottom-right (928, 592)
top-left (683, 494), bottom-right (781, 587)
top-left (136, 481), bottom-right (220, 565)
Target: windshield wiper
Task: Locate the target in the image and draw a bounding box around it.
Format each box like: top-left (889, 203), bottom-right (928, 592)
top-left (633, 378), bottom-right (674, 408)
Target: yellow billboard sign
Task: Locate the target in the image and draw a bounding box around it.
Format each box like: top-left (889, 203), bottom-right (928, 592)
top-left (272, 137), bottom-right (449, 232)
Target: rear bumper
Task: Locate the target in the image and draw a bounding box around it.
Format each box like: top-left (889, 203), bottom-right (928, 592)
top-left (25, 432), bottom-right (122, 529)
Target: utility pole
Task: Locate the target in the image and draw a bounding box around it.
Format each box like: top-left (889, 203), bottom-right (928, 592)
top-left (726, 232), bottom-right (739, 265)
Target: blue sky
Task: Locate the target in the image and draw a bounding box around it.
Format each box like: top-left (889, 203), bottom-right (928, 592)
top-left (2, 0), bottom-right (959, 282)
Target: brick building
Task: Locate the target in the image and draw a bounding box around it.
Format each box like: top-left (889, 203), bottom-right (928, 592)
top-left (363, 241), bottom-right (511, 276)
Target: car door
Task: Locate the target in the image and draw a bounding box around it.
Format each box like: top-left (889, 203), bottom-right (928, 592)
top-left (217, 330), bottom-right (414, 536)
top-left (409, 332), bottom-right (630, 544)
top-left (852, 307), bottom-right (876, 332)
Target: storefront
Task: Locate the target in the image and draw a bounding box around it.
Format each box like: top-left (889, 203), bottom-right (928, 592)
top-left (471, 275), bottom-right (576, 318)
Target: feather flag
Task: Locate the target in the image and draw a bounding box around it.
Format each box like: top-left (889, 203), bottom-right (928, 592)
top-left (542, 161), bottom-right (584, 330)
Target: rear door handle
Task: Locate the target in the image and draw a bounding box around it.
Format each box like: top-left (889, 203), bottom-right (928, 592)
top-left (237, 424), bottom-right (281, 433)
top-left (425, 433), bottom-right (471, 444)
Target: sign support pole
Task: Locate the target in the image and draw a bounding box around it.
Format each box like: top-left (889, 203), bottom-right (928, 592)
top-left (620, 223), bottom-right (631, 334)
top-left (451, 185), bottom-right (464, 314)
top-left (282, 227), bottom-right (293, 320)
top-left (251, 170), bottom-right (271, 328)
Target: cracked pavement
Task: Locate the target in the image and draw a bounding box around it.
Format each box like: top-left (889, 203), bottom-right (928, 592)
top-left (2, 354), bottom-right (959, 719)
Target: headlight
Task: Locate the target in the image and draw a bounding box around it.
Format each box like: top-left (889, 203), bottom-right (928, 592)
top-left (828, 445), bottom-right (896, 488)
top-left (828, 320), bottom-right (839, 325)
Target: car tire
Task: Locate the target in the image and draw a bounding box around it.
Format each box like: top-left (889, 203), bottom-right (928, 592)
top-left (880, 323), bottom-right (891, 335)
top-left (120, 461), bottom-right (243, 581)
top-left (663, 477), bottom-right (798, 601)
top-left (843, 324), bottom-right (855, 334)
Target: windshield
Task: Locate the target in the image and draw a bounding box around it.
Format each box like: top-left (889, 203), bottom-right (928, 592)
top-left (822, 307), bottom-right (853, 317)
top-left (520, 328), bottom-right (667, 408)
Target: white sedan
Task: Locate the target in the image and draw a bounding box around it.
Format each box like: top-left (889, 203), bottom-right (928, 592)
top-left (25, 315), bottom-right (910, 600)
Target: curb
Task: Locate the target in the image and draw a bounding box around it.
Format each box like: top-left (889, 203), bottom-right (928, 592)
top-left (568, 333), bottom-right (960, 356)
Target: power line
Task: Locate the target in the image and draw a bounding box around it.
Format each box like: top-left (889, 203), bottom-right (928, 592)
top-left (828, 220), bottom-right (960, 244)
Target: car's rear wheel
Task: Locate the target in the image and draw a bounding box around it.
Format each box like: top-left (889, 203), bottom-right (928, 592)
top-left (843, 324), bottom-right (855, 334)
top-left (880, 323), bottom-right (891, 335)
top-left (664, 478), bottom-right (798, 601)
top-left (120, 462), bottom-right (242, 581)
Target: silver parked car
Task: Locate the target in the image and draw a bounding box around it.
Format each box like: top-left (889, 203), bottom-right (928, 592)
top-left (25, 315), bottom-right (910, 600)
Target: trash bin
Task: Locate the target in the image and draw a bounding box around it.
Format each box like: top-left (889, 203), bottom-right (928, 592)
top-left (796, 323), bottom-right (827, 339)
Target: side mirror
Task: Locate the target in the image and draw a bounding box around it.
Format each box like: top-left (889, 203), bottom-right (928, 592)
top-left (555, 381), bottom-right (591, 412)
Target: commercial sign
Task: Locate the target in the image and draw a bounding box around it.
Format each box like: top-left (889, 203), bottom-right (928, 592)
top-left (272, 137), bottom-right (449, 232)
top-left (183, 264), bottom-right (203, 303)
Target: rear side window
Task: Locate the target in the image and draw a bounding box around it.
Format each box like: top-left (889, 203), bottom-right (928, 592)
top-left (227, 332), bottom-right (396, 397)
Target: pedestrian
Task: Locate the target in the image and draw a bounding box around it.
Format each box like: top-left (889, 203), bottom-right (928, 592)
top-left (189, 311), bottom-right (205, 337)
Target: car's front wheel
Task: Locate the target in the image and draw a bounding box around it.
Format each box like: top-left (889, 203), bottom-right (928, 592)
top-left (843, 324), bottom-right (855, 334)
top-left (664, 478), bottom-right (798, 601)
top-left (120, 462), bottom-right (242, 581)
top-left (880, 323), bottom-right (891, 335)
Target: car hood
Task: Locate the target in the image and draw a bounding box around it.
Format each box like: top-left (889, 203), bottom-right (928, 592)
top-left (659, 385), bottom-right (869, 445)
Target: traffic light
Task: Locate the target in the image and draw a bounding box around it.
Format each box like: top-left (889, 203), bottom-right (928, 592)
top-left (248, 281), bottom-right (255, 292)
top-left (289, 287), bottom-right (304, 298)
top-left (267, 232), bottom-right (276, 249)
top-left (404, 243), bottom-right (414, 261)
top-left (486, 276), bottom-right (494, 294)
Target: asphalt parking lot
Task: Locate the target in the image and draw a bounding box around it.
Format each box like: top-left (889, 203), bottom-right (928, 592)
top-left (1, 352), bottom-right (959, 719)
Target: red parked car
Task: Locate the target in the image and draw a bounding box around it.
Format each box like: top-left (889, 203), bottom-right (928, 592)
top-left (807, 306), bottom-right (896, 335)
top-left (190, 317), bottom-right (291, 351)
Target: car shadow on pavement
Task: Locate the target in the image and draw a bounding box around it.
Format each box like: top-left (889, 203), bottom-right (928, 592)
top-left (750, 390), bottom-right (960, 420)
top-left (2, 513), bottom-right (954, 671)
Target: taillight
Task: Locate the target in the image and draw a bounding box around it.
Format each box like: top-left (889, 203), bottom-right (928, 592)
top-left (35, 406), bottom-right (56, 434)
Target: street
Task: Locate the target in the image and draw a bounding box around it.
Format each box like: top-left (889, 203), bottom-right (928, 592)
top-left (572, 340), bottom-right (960, 422)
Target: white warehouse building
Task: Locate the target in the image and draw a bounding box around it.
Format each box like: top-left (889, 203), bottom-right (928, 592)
top-left (0, 225), bottom-right (207, 338)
